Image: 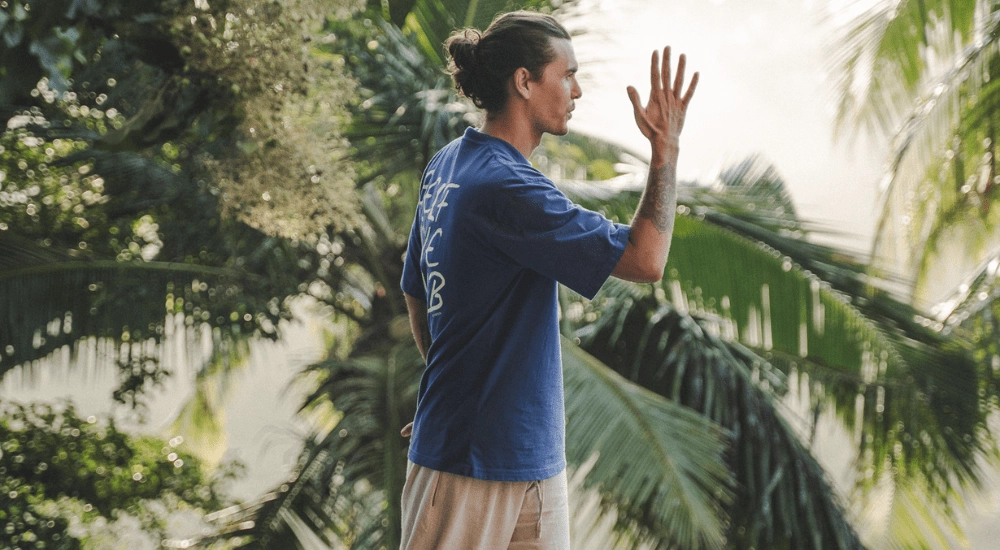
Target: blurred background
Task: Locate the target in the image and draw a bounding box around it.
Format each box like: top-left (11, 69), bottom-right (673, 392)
top-left (2, 0), bottom-right (1000, 548)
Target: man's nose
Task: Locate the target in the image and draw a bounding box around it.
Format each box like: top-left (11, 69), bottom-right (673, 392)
top-left (571, 78), bottom-right (582, 100)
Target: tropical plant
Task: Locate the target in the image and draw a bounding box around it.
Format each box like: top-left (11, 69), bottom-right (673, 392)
top-left (828, 0), bottom-right (1000, 308)
top-left (0, 0), bottom-right (365, 394)
top-left (568, 149), bottom-right (995, 548)
top-left (0, 1), bottom-right (366, 546)
top-left (0, 399), bottom-right (235, 549)
top-left (828, 2), bottom-right (1000, 542)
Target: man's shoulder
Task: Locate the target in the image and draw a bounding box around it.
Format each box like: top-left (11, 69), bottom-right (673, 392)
top-left (475, 148), bottom-right (552, 192)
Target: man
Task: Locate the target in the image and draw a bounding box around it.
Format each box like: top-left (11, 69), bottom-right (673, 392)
top-left (399, 10), bottom-right (697, 549)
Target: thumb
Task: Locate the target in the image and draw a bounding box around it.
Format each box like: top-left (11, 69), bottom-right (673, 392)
top-left (626, 86), bottom-right (643, 113)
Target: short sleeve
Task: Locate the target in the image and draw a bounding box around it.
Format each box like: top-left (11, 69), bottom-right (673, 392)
top-left (485, 175), bottom-right (630, 299)
top-left (401, 213), bottom-right (426, 300)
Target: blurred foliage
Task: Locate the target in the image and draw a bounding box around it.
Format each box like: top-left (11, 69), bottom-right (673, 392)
top-left (831, 0), bottom-right (1000, 308)
top-left (0, 0), bottom-right (360, 237)
top-left (0, 0), bottom-right (372, 393)
top-left (827, 4), bottom-right (1000, 538)
top-left (553, 139), bottom-right (997, 548)
top-left (0, 399), bottom-right (233, 549)
top-left (0, 0), bottom-right (370, 544)
top-left (570, 281), bottom-right (858, 549)
top-left (830, 0), bottom-right (979, 138)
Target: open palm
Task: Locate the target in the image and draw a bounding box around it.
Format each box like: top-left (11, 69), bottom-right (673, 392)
top-left (627, 47), bottom-right (698, 145)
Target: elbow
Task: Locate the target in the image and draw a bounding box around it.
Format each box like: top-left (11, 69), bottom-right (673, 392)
top-left (638, 267), bottom-right (664, 284)
top-left (631, 261), bottom-right (664, 284)
top-left (612, 245), bottom-right (666, 284)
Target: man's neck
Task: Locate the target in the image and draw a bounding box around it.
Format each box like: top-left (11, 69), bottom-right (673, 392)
top-left (480, 114), bottom-right (541, 159)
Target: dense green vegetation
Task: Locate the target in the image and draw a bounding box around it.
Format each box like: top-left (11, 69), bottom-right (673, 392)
top-left (1, 0), bottom-right (999, 549)
top-left (0, 401), bottom-right (229, 549)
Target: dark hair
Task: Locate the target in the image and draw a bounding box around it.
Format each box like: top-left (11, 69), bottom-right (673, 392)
top-left (446, 11), bottom-right (571, 114)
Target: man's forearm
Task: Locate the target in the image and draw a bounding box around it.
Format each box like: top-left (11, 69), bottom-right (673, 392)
top-left (611, 149), bottom-right (679, 283)
top-left (635, 145), bottom-right (679, 233)
top-left (404, 293), bottom-right (431, 362)
top-left (626, 143), bottom-right (678, 276)
top-left (417, 322), bottom-right (431, 361)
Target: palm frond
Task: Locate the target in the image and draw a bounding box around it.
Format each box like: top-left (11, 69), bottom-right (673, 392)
top-left (0, 233), bottom-right (246, 375)
top-left (860, 478), bottom-right (970, 549)
top-left (857, 8), bottom-right (1000, 306)
top-left (828, 0), bottom-right (980, 138)
top-left (567, 464), bottom-right (652, 550)
top-left (331, 18), bottom-right (473, 190)
top-left (562, 338), bottom-right (732, 550)
top-left (560, 156), bottom-right (969, 386)
top-left (546, 138), bottom-right (988, 547)
top-left (938, 249), bottom-right (1000, 326)
top-left (574, 280), bottom-right (864, 549)
top-left (398, 0), bottom-right (562, 66)
top-left (186, 342), bottom-right (423, 549)
top-left (583, 191), bottom-right (984, 546)
top-left (0, 233), bottom-right (266, 409)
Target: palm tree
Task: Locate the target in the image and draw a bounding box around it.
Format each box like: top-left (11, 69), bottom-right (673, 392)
top-left (0, 2), bottom-right (369, 543)
top-left (825, 0), bottom-right (1000, 543)
top-left (558, 150), bottom-right (990, 549)
top-left (829, 0), bottom-right (1000, 308)
top-left (0, 0), bottom-right (365, 387)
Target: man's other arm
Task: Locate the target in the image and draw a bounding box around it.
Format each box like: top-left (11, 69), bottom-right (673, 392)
top-left (612, 47), bottom-right (698, 283)
top-left (404, 292), bottom-right (431, 362)
top-left (401, 292), bottom-right (429, 438)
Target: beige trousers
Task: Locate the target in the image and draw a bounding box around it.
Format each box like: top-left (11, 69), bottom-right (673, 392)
top-left (399, 461), bottom-right (570, 550)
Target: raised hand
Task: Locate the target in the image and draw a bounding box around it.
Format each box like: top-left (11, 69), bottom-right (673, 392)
top-left (609, 46), bottom-right (696, 283)
top-left (626, 47), bottom-right (698, 149)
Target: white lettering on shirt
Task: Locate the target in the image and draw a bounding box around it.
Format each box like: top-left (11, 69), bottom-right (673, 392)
top-left (418, 172), bottom-right (460, 313)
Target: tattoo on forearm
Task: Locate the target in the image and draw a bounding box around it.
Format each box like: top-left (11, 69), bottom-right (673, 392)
top-left (637, 163), bottom-right (677, 232)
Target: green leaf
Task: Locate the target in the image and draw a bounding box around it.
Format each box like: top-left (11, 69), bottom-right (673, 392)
top-left (0, 233), bottom-right (255, 380)
top-left (830, 0), bottom-right (978, 138)
top-left (187, 342), bottom-right (424, 549)
top-left (574, 283), bottom-right (864, 549)
top-left (562, 338), bottom-right (732, 550)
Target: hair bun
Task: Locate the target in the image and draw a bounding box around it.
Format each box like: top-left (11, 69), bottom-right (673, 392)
top-left (447, 30), bottom-right (481, 72)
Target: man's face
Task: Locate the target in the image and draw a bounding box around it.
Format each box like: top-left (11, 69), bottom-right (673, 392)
top-left (528, 38), bottom-right (582, 137)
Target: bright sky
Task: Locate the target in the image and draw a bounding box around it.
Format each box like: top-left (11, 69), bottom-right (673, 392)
top-left (565, 0), bottom-right (887, 254)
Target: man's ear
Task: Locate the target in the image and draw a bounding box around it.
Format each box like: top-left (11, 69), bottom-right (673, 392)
top-left (512, 67), bottom-right (532, 100)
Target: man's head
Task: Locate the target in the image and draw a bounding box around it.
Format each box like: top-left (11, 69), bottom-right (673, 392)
top-left (446, 11), bottom-right (580, 135)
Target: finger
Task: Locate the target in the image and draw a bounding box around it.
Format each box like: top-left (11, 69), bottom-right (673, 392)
top-left (682, 72), bottom-right (699, 106)
top-left (650, 50), bottom-right (661, 94)
top-left (674, 54), bottom-right (686, 98)
top-left (661, 46), bottom-right (671, 94)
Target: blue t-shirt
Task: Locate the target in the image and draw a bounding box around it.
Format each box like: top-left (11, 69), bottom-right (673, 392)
top-left (400, 128), bottom-right (630, 481)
